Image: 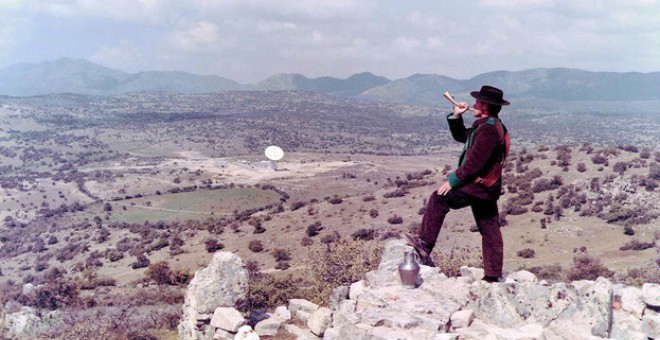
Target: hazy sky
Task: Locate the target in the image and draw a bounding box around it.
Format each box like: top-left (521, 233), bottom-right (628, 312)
top-left (1, 0), bottom-right (658, 83)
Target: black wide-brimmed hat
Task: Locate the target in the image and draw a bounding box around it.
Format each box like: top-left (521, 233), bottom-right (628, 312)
top-left (470, 85), bottom-right (510, 106)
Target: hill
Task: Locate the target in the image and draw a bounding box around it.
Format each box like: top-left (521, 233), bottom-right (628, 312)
top-left (1, 59), bottom-right (659, 107)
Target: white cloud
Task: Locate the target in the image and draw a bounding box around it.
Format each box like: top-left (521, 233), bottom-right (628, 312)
top-left (165, 21), bottom-right (229, 52)
top-left (90, 40), bottom-right (146, 72)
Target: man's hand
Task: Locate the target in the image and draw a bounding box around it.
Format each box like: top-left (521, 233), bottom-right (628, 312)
top-left (437, 181), bottom-right (452, 195)
top-left (452, 101), bottom-right (469, 117)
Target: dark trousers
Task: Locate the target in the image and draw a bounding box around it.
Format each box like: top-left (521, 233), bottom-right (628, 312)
top-left (418, 190), bottom-right (503, 277)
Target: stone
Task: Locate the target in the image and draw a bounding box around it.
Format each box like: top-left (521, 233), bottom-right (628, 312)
top-left (179, 252), bottom-right (249, 340)
top-left (642, 283), bottom-right (660, 307)
top-left (288, 299), bottom-right (319, 316)
top-left (295, 310), bottom-right (312, 323)
top-left (283, 323), bottom-right (318, 340)
top-left (450, 309), bottom-right (475, 329)
top-left (233, 325), bottom-right (259, 340)
top-left (329, 285), bottom-right (349, 310)
top-left (21, 283), bottom-right (35, 295)
top-left (430, 334), bottom-right (460, 340)
top-left (349, 280), bottom-right (365, 300)
top-left (272, 305), bottom-right (291, 322)
top-left (610, 310), bottom-right (645, 340)
top-left (642, 314), bottom-right (660, 339)
top-left (506, 270), bottom-right (537, 283)
top-left (254, 317), bottom-right (282, 336)
top-left (2, 309), bottom-right (41, 339)
top-left (615, 285), bottom-right (645, 319)
top-left (459, 266), bottom-right (484, 283)
top-left (307, 307), bottom-right (332, 336)
top-left (213, 328), bottom-right (234, 340)
top-left (210, 307), bottom-right (246, 332)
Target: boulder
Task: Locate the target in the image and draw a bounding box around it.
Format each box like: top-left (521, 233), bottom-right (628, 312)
top-left (506, 270), bottom-right (537, 283)
top-left (254, 317), bottom-right (282, 336)
top-left (178, 252), bottom-right (249, 340)
top-left (307, 307), bottom-right (332, 336)
top-left (450, 309), bottom-right (475, 329)
top-left (642, 314), bottom-right (660, 339)
top-left (642, 283), bottom-right (660, 307)
top-left (210, 307), bottom-right (246, 332)
top-left (233, 325), bottom-right (259, 340)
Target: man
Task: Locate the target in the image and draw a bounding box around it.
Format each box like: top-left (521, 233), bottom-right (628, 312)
top-left (405, 85), bottom-right (510, 283)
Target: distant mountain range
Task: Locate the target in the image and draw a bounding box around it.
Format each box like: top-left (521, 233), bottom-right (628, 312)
top-left (1, 58), bottom-right (659, 105)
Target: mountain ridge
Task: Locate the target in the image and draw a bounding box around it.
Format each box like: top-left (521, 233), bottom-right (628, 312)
top-left (1, 58), bottom-right (659, 104)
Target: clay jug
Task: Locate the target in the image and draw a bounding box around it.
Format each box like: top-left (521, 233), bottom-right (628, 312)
top-left (398, 250), bottom-right (420, 288)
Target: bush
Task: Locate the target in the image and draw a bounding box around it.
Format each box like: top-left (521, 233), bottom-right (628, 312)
top-left (131, 254), bottom-right (150, 269)
top-left (351, 228), bottom-right (375, 241)
top-left (290, 201), bottom-right (306, 211)
top-left (387, 215), bottom-right (403, 225)
top-left (369, 209), bottom-right (379, 218)
top-left (328, 195), bottom-right (343, 204)
top-left (566, 254), bottom-right (613, 281)
top-left (591, 154), bottom-right (607, 165)
top-left (248, 240), bottom-right (264, 253)
top-left (271, 249), bottom-right (291, 262)
top-left (619, 240), bottom-right (654, 251)
top-left (305, 238), bottom-right (382, 305)
top-left (145, 261), bottom-right (173, 285)
top-left (205, 239), bottom-right (225, 252)
top-left (528, 264), bottom-right (564, 282)
top-left (623, 226), bottom-right (635, 236)
top-left (306, 222), bottom-right (323, 237)
top-left (301, 236), bottom-right (313, 246)
top-left (516, 248), bottom-right (536, 258)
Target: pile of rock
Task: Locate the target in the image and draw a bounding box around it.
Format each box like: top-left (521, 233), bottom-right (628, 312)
top-left (178, 241), bottom-right (660, 340)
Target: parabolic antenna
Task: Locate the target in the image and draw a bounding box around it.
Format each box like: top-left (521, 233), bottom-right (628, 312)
top-left (265, 145), bottom-right (284, 161)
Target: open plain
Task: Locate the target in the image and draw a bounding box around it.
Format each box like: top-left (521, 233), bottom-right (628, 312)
top-left (0, 90), bottom-right (658, 338)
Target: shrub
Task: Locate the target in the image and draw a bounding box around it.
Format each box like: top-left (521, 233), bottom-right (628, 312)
top-left (274, 261), bottom-right (290, 270)
top-left (528, 264), bottom-right (564, 282)
top-left (271, 249), bottom-right (291, 262)
top-left (305, 238), bottom-right (382, 305)
top-left (387, 215), bottom-right (403, 225)
top-left (146, 261), bottom-right (173, 285)
top-left (362, 195), bottom-right (376, 202)
top-left (328, 196), bottom-right (343, 204)
top-left (320, 232), bottom-right (340, 244)
top-left (131, 254), bottom-right (150, 269)
top-left (245, 274), bottom-right (304, 311)
top-left (619, 240), bottom-right (654, 251)
top-left (26, 281), bottom-right (80, 310)
top-left (623, 226), bottom-right (635, 236)
top-left (566, 254), bottom-right (614, 281)
top-left (516, 248), bottom-right (536, 258)
top-left (204, 239), bottom-right (225, 252)
top-left (577, 163), bottom-right (587, 173)
top-left (301, 236), bottom-right (313, 246)
top-left (591, 154), bottom-right (607, 165)
top-left (248, 240), bottom-right (264, 253)
top-left (306, 222), bottom-right (323, 237)
top-left (290, 201), bottom-right (306, 211)
top-left (351, 228), bottom-right (375, 241)
top-left (369, 209), bottom-right (379, 218)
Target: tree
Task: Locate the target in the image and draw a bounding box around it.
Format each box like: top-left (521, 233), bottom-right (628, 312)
top-left (145, 261), bottom-right (173, 285)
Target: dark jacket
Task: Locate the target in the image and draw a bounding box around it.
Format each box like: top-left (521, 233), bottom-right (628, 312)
top-left (446, 113), bottom-right (507, 200)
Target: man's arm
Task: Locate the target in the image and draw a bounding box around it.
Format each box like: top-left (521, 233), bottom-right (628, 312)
top-left (448, 126), bottom-right (500, 189)
top-left (446, 102), bottom-right (470, 143)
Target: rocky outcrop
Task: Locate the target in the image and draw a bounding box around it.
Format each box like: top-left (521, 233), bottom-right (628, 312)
top-left (178, 251), bottom-right (249, 340)
top-left (180, 242), bottom-right (660, 340)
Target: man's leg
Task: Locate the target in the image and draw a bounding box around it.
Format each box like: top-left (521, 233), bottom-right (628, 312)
top-left (471, 199), bottom-right (503, 278)
top-left (407, 190), bottom-right (471, 261)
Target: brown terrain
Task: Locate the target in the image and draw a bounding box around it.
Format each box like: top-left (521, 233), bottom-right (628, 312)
top-left (0, 91), bottom-right (658, 338)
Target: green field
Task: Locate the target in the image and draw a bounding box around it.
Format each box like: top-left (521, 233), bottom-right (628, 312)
top-left (99, 187), bottom-right (282, 224)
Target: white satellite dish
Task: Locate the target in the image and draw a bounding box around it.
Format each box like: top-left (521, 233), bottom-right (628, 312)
top-left (265, 145), bottom-right (284, 161)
